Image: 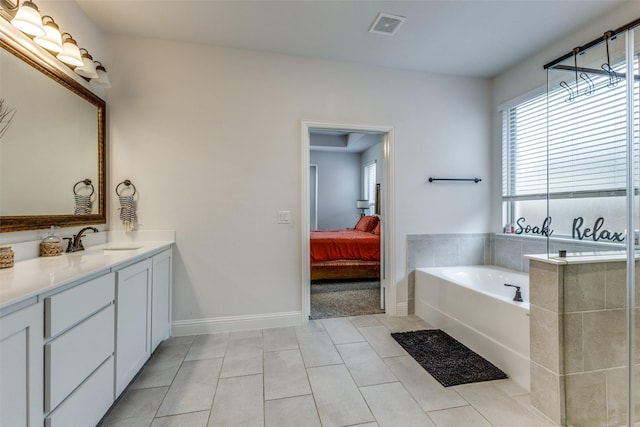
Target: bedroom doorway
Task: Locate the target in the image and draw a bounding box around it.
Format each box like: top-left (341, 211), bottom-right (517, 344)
top-left (301, 121), bottom-right (396, 321)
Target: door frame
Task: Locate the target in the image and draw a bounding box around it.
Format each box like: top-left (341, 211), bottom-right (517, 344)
top-left (301, 120), bottom-right (396, 321)
top-left (309, 164), bottom-right (318, 231)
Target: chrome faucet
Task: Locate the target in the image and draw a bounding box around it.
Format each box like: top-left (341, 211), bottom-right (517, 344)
top-left (504, 283), bottom-right (523, 302)
top-left (65, 227), bottom-right (99, 252)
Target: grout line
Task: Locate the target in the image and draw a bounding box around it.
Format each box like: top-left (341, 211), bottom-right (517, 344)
top-left (108, 315), bottom-right (562, 427)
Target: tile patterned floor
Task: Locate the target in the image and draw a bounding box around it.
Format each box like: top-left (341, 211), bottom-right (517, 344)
top-left (98, 314), bottom-right (556, 427)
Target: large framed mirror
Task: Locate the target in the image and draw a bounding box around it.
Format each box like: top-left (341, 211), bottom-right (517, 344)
top-left (0, 36), bottom-right (106, 232)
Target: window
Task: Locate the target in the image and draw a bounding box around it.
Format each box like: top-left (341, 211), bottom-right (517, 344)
top-left (364, 162), bottom-right (377, 216)
top-left (502, 60), bottom-right (638, 240)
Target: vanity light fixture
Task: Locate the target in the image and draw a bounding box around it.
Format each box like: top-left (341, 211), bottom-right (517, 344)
top-left (56, 33), bottom-right (83, 67)
top-left (10, 0), bottom-right (44, 36)
top-left (3, 3), bottom-right (111, 88)
top-left (75, 48), bottom-right (98, 79)
top-left (93, 61), bottom-right (111, 88)
top-left (34, 16), bottom-right (63, 53)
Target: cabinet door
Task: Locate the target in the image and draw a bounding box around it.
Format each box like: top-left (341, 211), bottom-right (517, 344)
top-left (151, 248), bottom-right (172, 351)
top-left (0, 302), bottom-right (43, 427)
top-left (115, 259), bottom-right (152, 397)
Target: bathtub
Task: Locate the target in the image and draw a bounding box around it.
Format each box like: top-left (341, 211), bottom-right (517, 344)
top-left (415, 265), bottom-right (530, 390)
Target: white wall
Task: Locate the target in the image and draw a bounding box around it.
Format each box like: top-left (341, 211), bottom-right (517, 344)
top-left (490, 1), bottom-right (640, 232)
top-left (105, 35), bottom-right (491, 323)
top-left (310, 151), bottom-right (361, 230)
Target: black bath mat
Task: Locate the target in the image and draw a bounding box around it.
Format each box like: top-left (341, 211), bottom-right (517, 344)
top-left (391, 329), bottom-right (507, 387)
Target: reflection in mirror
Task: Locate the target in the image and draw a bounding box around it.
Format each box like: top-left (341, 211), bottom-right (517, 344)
top-left (1, 48), bottom-right (98, 215)
top-left (0, 37), bottom-right (106, 232)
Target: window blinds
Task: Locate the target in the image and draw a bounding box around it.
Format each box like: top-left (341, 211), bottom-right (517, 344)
top-left (364, 162), bottom-right (377, 213)
top-left (503, 63), bottom-right (639, 201)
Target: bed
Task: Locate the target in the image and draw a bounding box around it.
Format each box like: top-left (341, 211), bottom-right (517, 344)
top-left (310, 215), bottom-right (380, 281)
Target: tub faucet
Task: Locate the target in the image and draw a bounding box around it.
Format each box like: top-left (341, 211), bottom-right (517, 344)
top-left (504, 283), bottom-right (523, 302)
top-left (65, 227), bottom-right (99, 252)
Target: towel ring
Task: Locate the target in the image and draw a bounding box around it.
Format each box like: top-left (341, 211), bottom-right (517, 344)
top-left (116, 179), bottom-right (137, 197)
top-left (73, 179), bottom-right (95, 197)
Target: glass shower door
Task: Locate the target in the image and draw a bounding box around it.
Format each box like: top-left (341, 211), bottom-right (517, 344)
top-left (541, 22), bottom-right (640, 427)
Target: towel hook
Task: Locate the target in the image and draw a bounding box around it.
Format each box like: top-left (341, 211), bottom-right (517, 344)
top-left (559, 47), bottom-right (580, 103)
top-left (601, 31), bottom-right (620, 88)
top-left (116, 179), bottom-right (136, 197)
top-left (579, 72), bottom-right (595, 96)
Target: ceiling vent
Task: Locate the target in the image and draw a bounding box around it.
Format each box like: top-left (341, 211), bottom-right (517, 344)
top-left (368, 12), bottom-right (406, 36)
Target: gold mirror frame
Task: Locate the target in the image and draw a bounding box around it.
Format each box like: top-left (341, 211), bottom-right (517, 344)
top-left (0, 38), bottom-right (106, 232)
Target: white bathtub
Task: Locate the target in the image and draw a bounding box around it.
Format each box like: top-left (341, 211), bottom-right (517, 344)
top-left (415, 265), bottom-right (530, 390)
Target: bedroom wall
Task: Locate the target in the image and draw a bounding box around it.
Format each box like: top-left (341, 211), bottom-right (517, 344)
top-left (105, 34), bottom-right (491, 327)
top-left (310, 150), bottom-right (361, 230)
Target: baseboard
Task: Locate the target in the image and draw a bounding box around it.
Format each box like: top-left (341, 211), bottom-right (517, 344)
top-left (171, 311), bottom-right (303, 336)
top-left (395, 301), bottom-right (408, 316)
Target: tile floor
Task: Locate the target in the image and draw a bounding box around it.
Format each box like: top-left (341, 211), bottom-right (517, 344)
top-left (98, 314), bottom-right (557, 427)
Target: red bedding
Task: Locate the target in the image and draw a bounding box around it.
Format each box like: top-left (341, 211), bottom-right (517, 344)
top-left (310, 229), bottom-right (380, 262)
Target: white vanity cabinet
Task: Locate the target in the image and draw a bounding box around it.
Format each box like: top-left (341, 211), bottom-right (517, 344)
top-left (151, 248), bottom-right (172, 351)
top-left (0, 239), bottom-right (174, 426)
top-left (0, 302), bottom-right (43, 427)
top-left (115, 258), bottom-right (153, 397)
top-left (43, 272), bottom-right (115, 427)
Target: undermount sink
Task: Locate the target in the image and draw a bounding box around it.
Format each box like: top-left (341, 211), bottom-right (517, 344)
top-left (81, 246), bottom-right (143, 255)
top-left (103, 247), bottom-right (142, 252)
top-left (75, 243), bottom-right (144, 256)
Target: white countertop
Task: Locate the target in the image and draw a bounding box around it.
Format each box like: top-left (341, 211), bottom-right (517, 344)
top-left (0, 236), bottom-right (174, 315)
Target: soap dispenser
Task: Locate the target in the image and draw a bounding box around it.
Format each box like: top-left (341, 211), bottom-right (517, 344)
top-left (40, 226), bottom-right (62, 257)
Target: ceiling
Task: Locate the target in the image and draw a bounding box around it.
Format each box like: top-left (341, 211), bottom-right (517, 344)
top-left (310, 130), bottom-right (383, 153)
top-left (77, 0), bottom-right (628, 78)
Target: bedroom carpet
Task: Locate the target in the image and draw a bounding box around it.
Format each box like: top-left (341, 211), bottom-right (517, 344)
top-left (391, 329), bottom-right (508, 387)
top-left (310, 280), bottom-right (384, 319)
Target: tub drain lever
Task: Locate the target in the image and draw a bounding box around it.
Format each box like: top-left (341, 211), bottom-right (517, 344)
top-left (504, 283), bottom-right (523, 302)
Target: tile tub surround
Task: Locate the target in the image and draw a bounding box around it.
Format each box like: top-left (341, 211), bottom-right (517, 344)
top-left (407, 233), bottom-right (491, 313)
top-left (491, 234), bottom-right (622, 273)
top-left (407, 233), bottom-right (619, 275)
top-left (527, 256), bottom-right (640, 426)
top-left (406, 233), bottom-right (624, 314)
top-left (407, 233), bottom-right (492, 271)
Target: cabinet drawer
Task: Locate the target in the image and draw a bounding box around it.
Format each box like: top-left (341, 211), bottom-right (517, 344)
top-left (45, 356), bottom-right (114, 427)
top-left (45, 272), bottom-right (115, 338)
top-left (45, 304), bottom-right (114, 412)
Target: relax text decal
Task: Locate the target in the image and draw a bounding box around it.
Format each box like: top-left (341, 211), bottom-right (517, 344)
top-left (515, 217), bottom-right (625, 242)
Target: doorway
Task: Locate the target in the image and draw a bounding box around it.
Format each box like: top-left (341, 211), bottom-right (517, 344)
top-left (301, 121), bottom-right (396, 321)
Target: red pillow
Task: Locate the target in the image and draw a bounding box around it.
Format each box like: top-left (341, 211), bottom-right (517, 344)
top-left (355, 215), bottom-right (378, 232)
top-left (372, 221), bottom-right (381, 235)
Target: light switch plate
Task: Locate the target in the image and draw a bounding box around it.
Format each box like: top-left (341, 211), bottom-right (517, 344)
top-left (277, 210), bottom-right (291, 224)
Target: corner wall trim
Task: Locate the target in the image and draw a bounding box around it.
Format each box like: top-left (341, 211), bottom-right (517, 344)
top-left (171, 311), bottom-right (302, 336)
top-left (396, 302), bottom-right (408, 317)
